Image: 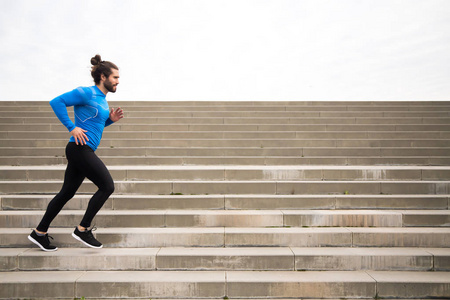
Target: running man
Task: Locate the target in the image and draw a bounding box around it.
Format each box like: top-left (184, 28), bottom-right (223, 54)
top-left (28, 54), bottom-right (123, 251)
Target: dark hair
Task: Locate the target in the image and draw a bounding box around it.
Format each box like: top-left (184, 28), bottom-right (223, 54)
top-left (90, 54), bottom-right (119, 84)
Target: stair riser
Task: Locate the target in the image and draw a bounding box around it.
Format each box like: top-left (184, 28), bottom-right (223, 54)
top-left (4, 139), bottom-right (450, 148)
top-left (1, 181), bottom-right (449, 195)
top-left (1, 196), bottom-right (224, 211)
top-left (4, 117), bottom-right (450, 125)
top-left (3, 157), bottom-right (450, 166)
top-left (3, 131), bottom-right (450, 140)
top-left (225, 231), bottom-right (450, 248)
top-left (2, 103), bottom-right (450, 110)
top-left (3, 229), bottom-right (449, 248)
top-left (3, 168), bottom-right (450, 181)
top-left (3, 156), bottom-right (450, 166)
top-left (1, 147), bottom-right (450, 157)
top-left (0, 213), bottom-right (282, 228)
top-left (3, 111), bottom-right (450, 120)
top-left (3, 195), bottom-right (448, 211)
top-left (0, 271), bottom-right (225, 299)
top-left (5, 213), bottom-right (446, 228)
top-left (226, 196), bottom-right (450, 210)
top-left (6, 253), bottom-right (156, 271)
top-left (4, 100), bottom-right (449, 105)
top-left (2, 123), bottom-right (450, 131)
top-left (295, 255), bottom-right (434, 271)
top-left (3, 248), bottom-right (448, 272)
top-left (0, 278), bottom-right (376, 299)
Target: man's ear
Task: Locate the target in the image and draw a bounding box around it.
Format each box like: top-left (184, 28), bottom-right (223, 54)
top-left (100, 73), bottom-right (106, 82)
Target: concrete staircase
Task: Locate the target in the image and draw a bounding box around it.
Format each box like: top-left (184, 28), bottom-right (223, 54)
top-left (0, 100), bottom-right (449, 299)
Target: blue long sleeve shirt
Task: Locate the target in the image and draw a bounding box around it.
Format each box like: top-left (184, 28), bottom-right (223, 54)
top-left (50, 86), bottom-right (113, 151)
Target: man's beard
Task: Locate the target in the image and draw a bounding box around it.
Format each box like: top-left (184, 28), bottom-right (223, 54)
top-left (104, 79), bottom-right (117, 93)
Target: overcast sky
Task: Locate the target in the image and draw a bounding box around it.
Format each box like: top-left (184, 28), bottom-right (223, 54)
top-left (1, 0), bottom-right (449, 102)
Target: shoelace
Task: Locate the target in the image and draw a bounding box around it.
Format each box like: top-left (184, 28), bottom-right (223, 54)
top-left (83, 226), bottom-right (98, 241)
top-left (77, 225), bottom-right (97, 233)
top-left (86, 226), bottom-right (97, 234)
top-left (45, 234), bottom-right (55, 245)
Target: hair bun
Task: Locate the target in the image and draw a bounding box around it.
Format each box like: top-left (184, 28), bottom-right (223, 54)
top-left (90, 54), bottom-right (102, 66)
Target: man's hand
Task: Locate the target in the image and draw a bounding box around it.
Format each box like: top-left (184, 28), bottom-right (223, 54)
top-left (71, 127), bottom-right (88, 145)
top-left (109, 107), bottom-right (124, 123)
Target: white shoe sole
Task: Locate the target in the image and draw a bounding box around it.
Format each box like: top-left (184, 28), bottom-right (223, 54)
top-left (28, 235), bottom-right (58, 252)
top-left (72, 232), bottom-right (103, 249)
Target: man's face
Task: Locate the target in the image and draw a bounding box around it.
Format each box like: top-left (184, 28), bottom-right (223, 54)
top-left (103, 69), bottom-right (120, 93)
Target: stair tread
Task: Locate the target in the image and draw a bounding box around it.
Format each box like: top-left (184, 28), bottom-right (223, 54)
top-left (1, 269), bottom-right (449, 282)
top-left (2, 165), bottom-right (450, 169)
top-left (3, 247), bottom-right (449, 257)
top-left (1, 209), bottom-right (449, 214)
top-left (4, 227), bottom-right (450, 233)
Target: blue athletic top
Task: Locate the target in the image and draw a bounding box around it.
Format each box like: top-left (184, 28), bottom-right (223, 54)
top-left (49, 86), bottom-right (113, 151)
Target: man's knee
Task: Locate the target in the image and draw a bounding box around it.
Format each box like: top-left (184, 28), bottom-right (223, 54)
top-left (102, 180), bottom-right (115, 196)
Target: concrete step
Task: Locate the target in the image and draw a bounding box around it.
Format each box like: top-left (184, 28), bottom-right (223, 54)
top-left (2, 227), bottom-right (450, 248)
top-left (2, 165), bottom-right (450, 181)
top-left (2, 102), bottom-right (450, 110)
top-left (284, 210), bottom-right (450, 227)
top-left (3, 138), bottom-right (450, 148)
top-left (2, 247), bottom-right (449, 271)
top-left (2, 104), bottom-right (450, 111)
top-left (3, 155), bottom-right (450, 166)
top-left (1, 180), bottom-right (449, 195)
top-left (4, 116), bottom-right (450, 125)
top-left (3, 100), bottom-right (450, 106)
top-left (2, 194), bottom-right (448, 211)
top-left (1, 210), bottom-right (449, 228)
top-left (2, 210), bottom-right (448, 228)
top-left (3, 130), bottom-right (450, 139)
top-left (0, 156), bottom-right (446, 166)
top-left (1, 247), bottom-right (159, 271)
top-left (2, 110), bottom-right (450, 119)
top-left (0, 210), bottom-right (283, 228)
top-left (2, 123), bottom-right (450, 131)
top-left (1, 270), bottom-right (449, 299)
top-left (1, 146), bottom-right (450, 157)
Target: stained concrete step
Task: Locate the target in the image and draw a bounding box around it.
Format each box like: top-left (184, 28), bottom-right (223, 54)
top-left (2, 165), bottom-right (450, 181)
top-left (2, 103), bottom-right (450, 111)
top-left (2, 194), bottom-right (448, 211)
top-left (1, 180), bottom-right (449, 195)
top-left (2, 104), bottom-right (450, 111)
top-left (2, 247), bottom-right (449, 271)
top-left (2, 210), bottom-right (448, 228)
top-left (2, 111), bottom-right (450, 119)
top-left (4, 116), bottom-right (450, 125)
top-left (284, 210), bottom-right (450, 227)
top-left (2, 227), bottom-right (450, 248)
top-left (3, 155), bottom-right (450, 166)
top-left (1, 270), bottom-right (449, 299)
top-left (2, 123), bottom-right (450, 131)
top-left (2, 180), bottom-right (450, 195)
top-left (0, 210), bottom-right (284, 228)
top-left (0, 210), bottom-right (450, 228)
top-left (3, 100), bottom-right (450, 105)
top-left (4, 138), bottom-right (450, 148)
top-left (3, 130), bottom-right (450, 139)
top-left (1, 146), bottom-right (449, 157)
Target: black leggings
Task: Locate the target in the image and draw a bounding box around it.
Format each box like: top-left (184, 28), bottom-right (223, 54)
top-left (36, 142), bottom-right (114, 232)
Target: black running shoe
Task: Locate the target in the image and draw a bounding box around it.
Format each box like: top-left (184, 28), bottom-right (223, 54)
top-left (72, 226), bottom-right (103, 249)
top-left (28, 230), bottom-right (58, 252)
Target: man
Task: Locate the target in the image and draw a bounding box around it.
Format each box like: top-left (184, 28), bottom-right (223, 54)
top-left (28, 54), bottom-right (123, 251)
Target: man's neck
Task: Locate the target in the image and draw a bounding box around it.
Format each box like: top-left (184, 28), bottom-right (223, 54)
top-left (96, 84), bottom-right (108, 96)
